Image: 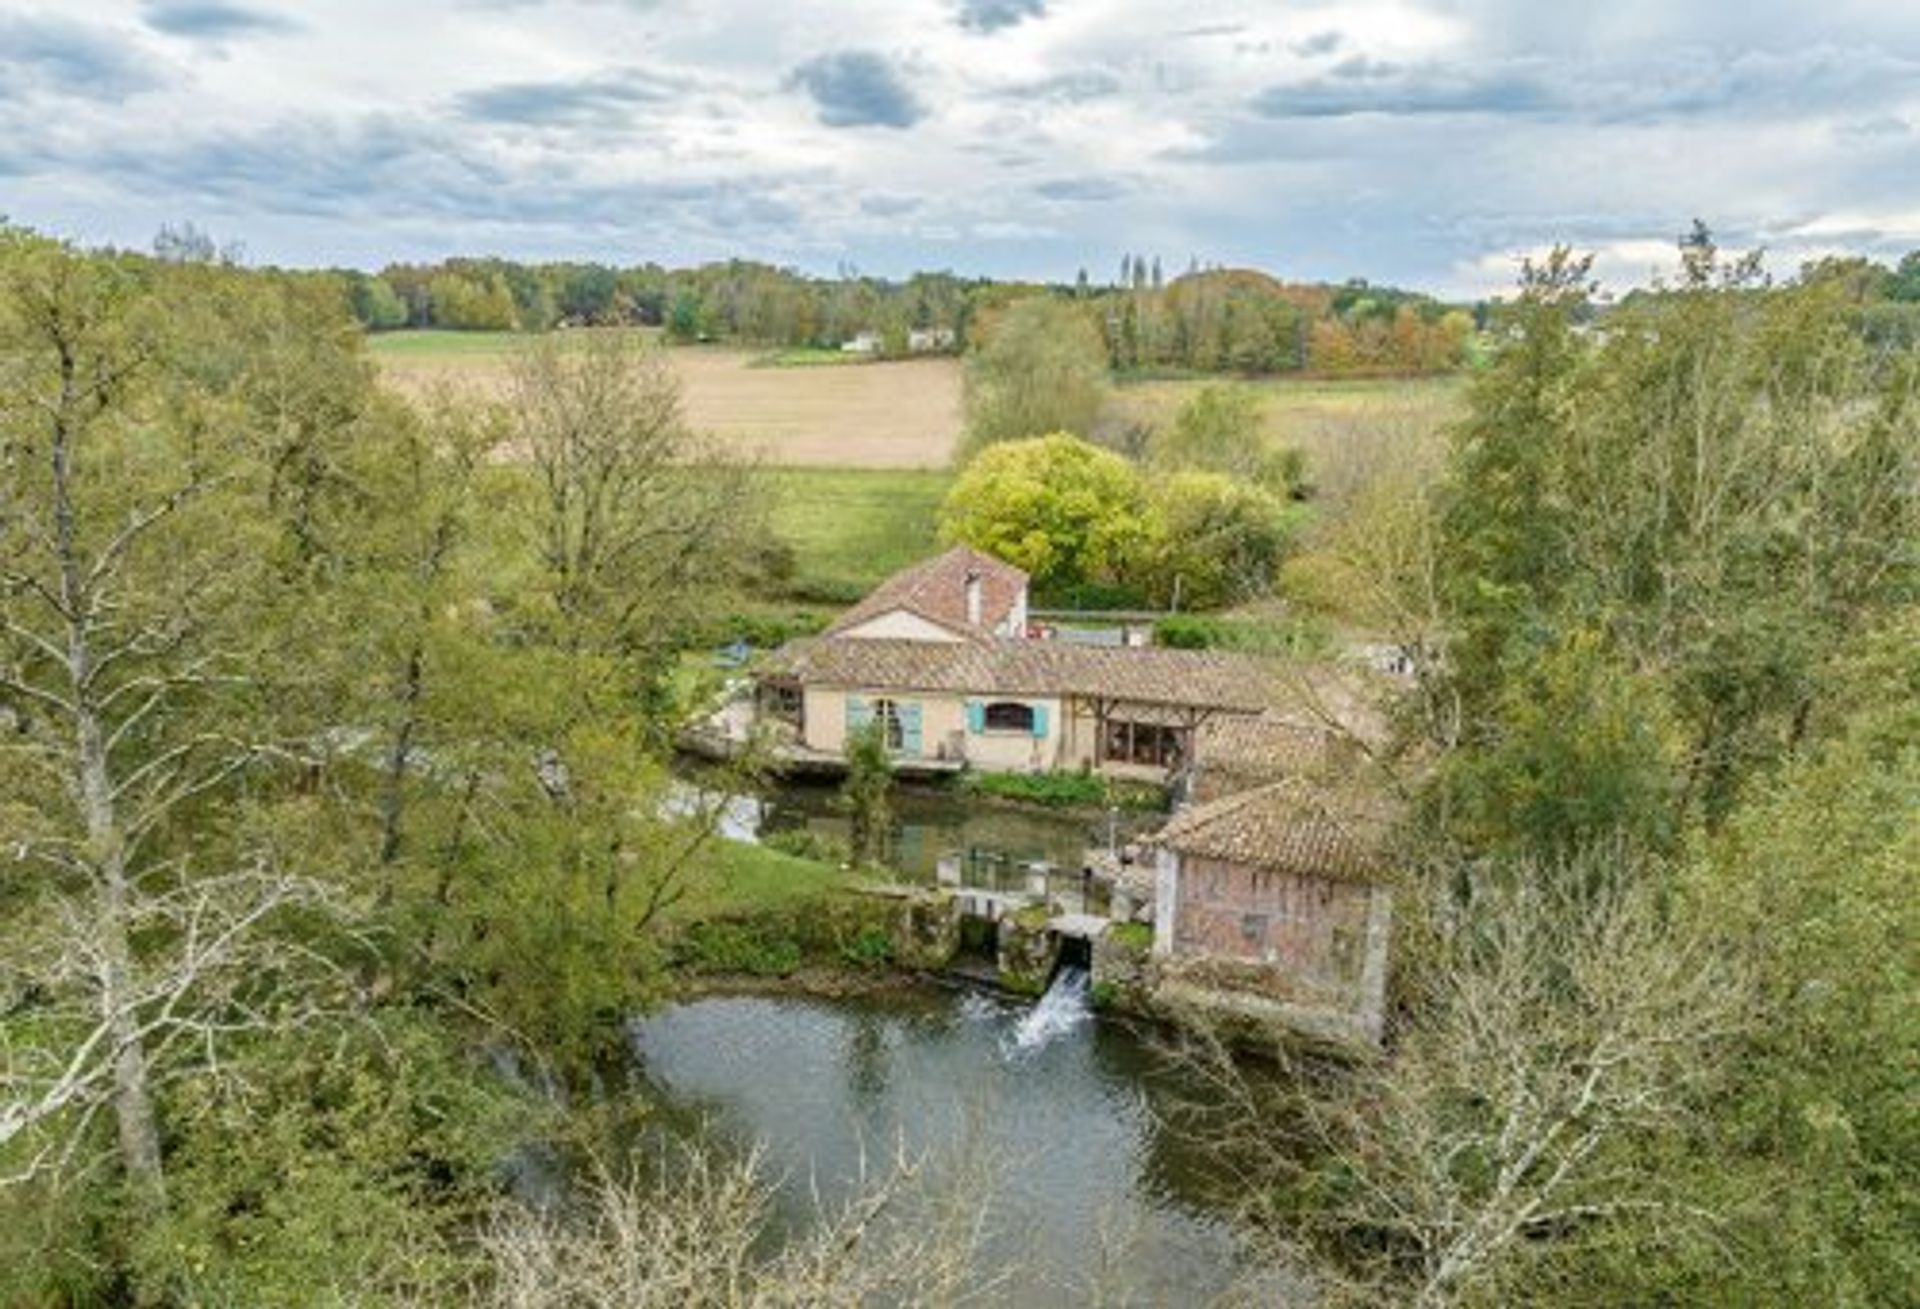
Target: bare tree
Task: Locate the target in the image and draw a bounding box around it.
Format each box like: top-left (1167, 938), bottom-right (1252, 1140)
top-left (0, 238), bottom-right (341, 1199)
top-left (483, 1137), bottom-right (999, 1308)
top-left (509, 330), bottom-right (755, 657)
top-left (1175, 858), bottom-right (1747, 1308)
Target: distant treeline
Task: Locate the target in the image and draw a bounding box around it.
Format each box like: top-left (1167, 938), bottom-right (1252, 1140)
top-left (332, 252), bottom-right (1479, 376)
top-left (330, 244), bottom-right (1920, 375)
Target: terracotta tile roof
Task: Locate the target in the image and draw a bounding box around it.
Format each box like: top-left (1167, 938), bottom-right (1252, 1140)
top-left (1197, 714), bottom-right (1343, 780)
top-left (760, 636), bottom-right (1274, 713)
top-left (1152, 778), bottom-right (1398, 883)
top-left (824, 545), bottom-right (1027, 642)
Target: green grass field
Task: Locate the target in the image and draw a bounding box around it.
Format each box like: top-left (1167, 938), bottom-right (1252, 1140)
top-left (766, 467), bottom-right (952, 599)
top-left (672, 839), bottom-right (857, 922)
top-left (366, 326), bottom-right (664, 364)
top-left (365, 329), bottom-right (525, 360)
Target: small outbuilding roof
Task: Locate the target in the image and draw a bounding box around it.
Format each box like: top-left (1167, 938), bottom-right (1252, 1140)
top-left (824, 545), bottom-right (1027, 642)
top-left (1152, 778), bottom-right (1398, 883)
top-left (760, 636), bottom-right (1273, 714)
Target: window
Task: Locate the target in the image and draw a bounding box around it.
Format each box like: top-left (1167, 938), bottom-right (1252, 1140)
top-left (763, 681), bottom-right (801, 725)
top-left (871, 697), bottom-right (904, 751)
top-left (983, 701), bottom-right (1035, 733)
top-left (1101, 718), bottom-right (1191, 768)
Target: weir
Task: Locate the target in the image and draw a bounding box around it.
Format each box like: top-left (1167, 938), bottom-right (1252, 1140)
top-left (1009, 962), bottom-right (1091, 1052)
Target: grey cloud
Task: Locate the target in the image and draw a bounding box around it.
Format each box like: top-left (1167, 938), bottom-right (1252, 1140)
top-left (1032, 176), bottom-right (1131, 202)
top-left (144, 3), bottom-right (300, 39)
top-left (1255, 59), bottom-right (1555, 118)
top-left (788, 51), bottom-right (923, 128)
top-left (1251, 46), bottom-right (1920, 123)
top-left (1835, 116), bottom-right (1909, 139)
top-left (1291, 31), bottom-right (1342, 57)
top-left (85, 114), bottom-right (806, 234)
top-left (456, 69), bottom-right (686, 126)
top-left (0, 15), bottom-right (165, 101)
top-left (996, 68), bottom-right (1120, 103)
top-left (956, 0), bottom-right (1046, 34)
top-left (859, 192), bottom-right (921, 216)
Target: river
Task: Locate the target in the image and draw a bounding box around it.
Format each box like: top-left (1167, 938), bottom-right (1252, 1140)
top-left (673, 767), bottom-right (1160, 881)
top-left (626, 980), bottom-right (1301, 1306)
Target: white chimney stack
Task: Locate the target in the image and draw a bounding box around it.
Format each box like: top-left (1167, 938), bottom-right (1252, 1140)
top-left (965, 569), bottom-right (984, 627)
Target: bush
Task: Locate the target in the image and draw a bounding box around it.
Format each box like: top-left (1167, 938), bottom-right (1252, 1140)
top-left (837, 926), bottom-right (896, 969)
top-left (672, 920), bottom-right (804, 976)
top-left (1154, 612), bottom-right (1329, 655)
top-left (1148, 471), bottom-right (1299, 609)
top-left (1034, 580), bottom-right (1151, 610)
top-left (761, 827), bottom-right (847, 864)
top-left (961, 771), bottom-right (1166, 812)
top-left (1155, 615), bottom-right (1218, 648)
top-left (963, 770), bottom-right (1104, 809)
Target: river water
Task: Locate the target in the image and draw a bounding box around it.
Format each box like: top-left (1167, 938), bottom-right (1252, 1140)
top-left (627, 982), bottom-right (1298, 1306)
top-left (673, 768), bottom-right (1159, 881)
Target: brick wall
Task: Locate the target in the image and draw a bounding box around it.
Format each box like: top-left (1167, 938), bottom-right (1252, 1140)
top-left (1171, 854), bottom-right (1376, 1003)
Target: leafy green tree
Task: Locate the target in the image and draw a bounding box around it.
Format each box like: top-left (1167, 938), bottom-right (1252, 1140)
top-left (1150, 471), bottom-right (1299, 609)
top-left (1433, 240), bottom-right (1915, 840)
top-left (350, 273), bottom-right (410, 330)
top-left (1443, 631), bottom-right (1682, 862)
top-left (939, 432), bottom-right (1153, 594)
top-left (429, 271), bottom-right (517, 330)
top-left (1888, 250), bottom-right (1920, 302)
top-left (125, 1018), bottom-right (514, 1306)
top-left (0, 233), bottom-right (350, 1219)
top-left (1666, 612), bottom-right (1918, 1305)
top-left (840, 720), bottom-right (893, 868)
top-left (961, 297), bottom-right (1109, 456)
top-left (1149, 383), bottom-right (1301, 493)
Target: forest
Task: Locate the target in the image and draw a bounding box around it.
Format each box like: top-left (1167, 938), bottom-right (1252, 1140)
top-left (311, 235), bottom-right (1479, 378)
top-left (1, 222), bottom-right (1915, 1306)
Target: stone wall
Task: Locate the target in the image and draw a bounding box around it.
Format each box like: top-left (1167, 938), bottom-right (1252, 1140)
top-left (1161, 852), bottom-right (1392, 1045)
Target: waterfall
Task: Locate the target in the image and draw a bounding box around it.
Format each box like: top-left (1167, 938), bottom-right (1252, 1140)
top-left (1008, 965), bottom-right (1092, 1053)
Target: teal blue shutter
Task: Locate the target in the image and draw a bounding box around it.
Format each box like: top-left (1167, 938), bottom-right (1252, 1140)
top-left (900, 702), bottom-right (923, 755)
top-left (846, 696), bottom-right (871, 737)
top-left (965, 700), bottom-right (985, 733)
top-left (1030, 704), bottom-right (1049, 739)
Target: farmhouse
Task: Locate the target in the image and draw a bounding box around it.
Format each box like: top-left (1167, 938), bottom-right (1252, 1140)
top-left (754, 546), bottom-right (1272, 781)
top-left (1151, 778), bottom-right (1396, 1045)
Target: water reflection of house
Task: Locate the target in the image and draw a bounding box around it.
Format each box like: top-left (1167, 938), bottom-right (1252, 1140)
top-left (754, 546), bottom-right (1270, 782)
top-left (1151, 779), bottom-right (1395, 1045)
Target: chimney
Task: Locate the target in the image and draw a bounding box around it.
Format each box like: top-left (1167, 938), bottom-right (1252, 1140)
top-left (965, 569), bottom-right (984, 627)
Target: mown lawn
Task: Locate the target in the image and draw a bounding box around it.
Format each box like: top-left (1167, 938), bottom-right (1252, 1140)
top-left (673, 839), bottom-right (859, 922)
top-left (366, 326), bottom-right (663, 363)
top-left (767, 467), bottom-right (952, 600)
top-left (365, 329), bottom-right (526, 360)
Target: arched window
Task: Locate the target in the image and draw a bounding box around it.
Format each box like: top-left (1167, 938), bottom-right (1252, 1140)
top-left (983, 701), bottom-right (1035, 733)
top-left (871, 697), bottom-right (905, 751)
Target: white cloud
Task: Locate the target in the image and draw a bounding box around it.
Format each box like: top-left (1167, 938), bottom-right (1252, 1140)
top-left (0, 0), bottom-right (1914, 290)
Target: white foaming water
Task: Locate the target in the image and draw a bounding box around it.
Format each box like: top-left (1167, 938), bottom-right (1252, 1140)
top-left (958, 990), bottom-right (1005, 1023)
top-left (1007, 965), bottom-right (1092, 1054)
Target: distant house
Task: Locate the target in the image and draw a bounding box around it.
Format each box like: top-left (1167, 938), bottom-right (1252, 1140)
top-left (906, 326), bottom-right (956, 353)
top-left (755, 546), bottom-right (1270, 780)
top-left (840, 331), bottom-right (881, 355)
top-left (1151, 779), bottom-right (1395, 1045)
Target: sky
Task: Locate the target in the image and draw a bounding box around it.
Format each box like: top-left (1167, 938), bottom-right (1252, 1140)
top-left (2, 0), bottom-right (1917, 297)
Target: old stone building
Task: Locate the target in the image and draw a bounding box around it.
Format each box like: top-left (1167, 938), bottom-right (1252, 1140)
top-left (1151, 779), bottom-right (1395, 1045)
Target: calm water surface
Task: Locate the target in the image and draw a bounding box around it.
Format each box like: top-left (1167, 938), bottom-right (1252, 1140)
top-left (627, 985), bottom-right (1296, 1306)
